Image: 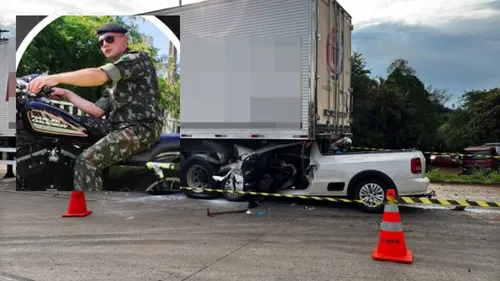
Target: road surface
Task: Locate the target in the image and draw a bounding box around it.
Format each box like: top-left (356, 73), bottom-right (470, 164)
top-left (0, 178), bottom-right (499, 281)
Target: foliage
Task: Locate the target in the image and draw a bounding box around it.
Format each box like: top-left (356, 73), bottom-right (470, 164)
top-left (426, 168), bottom-right (500, 185)
top-left (350, 52), bottom-right (500, 153)
top-left (159, 55), bottom-right (180, 119)
top-left (17, 15), bottom-right (179, 117)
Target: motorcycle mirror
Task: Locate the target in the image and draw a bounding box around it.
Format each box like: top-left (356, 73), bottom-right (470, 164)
top-left (16, 78), bottom-right (28, 88)
top-left (41, 86), bottom-right (53, 94)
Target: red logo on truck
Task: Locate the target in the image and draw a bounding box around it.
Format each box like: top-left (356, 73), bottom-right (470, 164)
top-left (6, 72), bottom-right (15, 101)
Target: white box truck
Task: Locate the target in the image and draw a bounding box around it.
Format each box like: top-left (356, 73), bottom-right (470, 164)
top-left (0, 31), bottom-right (16, 176)
top-left (149, 0), bottom-right (430, 212)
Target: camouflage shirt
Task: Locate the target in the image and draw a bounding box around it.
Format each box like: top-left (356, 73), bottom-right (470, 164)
top-left (95, 48), bottom-right (163, 132)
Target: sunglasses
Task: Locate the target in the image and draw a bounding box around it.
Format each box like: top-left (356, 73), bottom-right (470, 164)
top-left (98, 35), bottom-right (124, 47)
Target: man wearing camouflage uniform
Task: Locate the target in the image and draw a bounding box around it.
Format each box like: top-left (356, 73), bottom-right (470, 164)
top-left (28, 23), bottom-right (163, 192)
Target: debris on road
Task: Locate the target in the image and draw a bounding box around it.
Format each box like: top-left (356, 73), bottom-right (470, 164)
top-left (206, 207), bottom-right (248, 217)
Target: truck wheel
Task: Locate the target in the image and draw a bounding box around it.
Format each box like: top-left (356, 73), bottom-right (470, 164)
top-left (181, 155), bottom-right (220, 199)
top-left (221, 175), bottom-right (247, 202)
top-left (353, 178), bottom-right (389, 213)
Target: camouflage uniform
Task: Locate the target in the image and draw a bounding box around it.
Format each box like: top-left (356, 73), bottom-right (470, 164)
top-left (73, 48), bottom-right (163, 192)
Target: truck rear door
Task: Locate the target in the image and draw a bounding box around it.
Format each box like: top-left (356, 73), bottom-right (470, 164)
top-left (315, 0), bottom-right (353, 136)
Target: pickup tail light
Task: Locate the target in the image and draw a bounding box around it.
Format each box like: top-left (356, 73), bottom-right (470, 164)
top-left (411, 157), bottom-right (422, 174)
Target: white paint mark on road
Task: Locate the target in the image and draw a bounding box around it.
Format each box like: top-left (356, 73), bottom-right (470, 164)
top-left (209, 198), bottom-right (239, 205)
top-left (0, 272), bottom-right (36, 281)
top-left (405, 204), bottom-right (500, 214)
top-left (464, 208), bottom-right (500, 214)
top-left (403, 204), bottom-right (450, 210)
top-left (116, 194), bottom-right (187, 203)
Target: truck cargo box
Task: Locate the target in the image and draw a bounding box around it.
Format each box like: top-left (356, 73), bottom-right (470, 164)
top-left (149, 0), bottom-right (352, 140)
top-left (0, 36), bottom-right (16, 138)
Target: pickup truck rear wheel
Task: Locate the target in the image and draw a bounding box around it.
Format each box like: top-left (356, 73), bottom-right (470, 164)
top-left (353, 178), bottom-right (389, 213)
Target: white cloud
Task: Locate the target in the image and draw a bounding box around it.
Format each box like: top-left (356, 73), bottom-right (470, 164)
top-left (352, 14), bottom-right (500, 102)
top-left (0, 0), bottom-right (200, 26)
top-left (1, 0), bottom-right (498, 29)
top-left (336, 0), bottom-right (500, 28)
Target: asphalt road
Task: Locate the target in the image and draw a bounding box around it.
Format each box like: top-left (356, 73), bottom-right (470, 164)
top-left (0, 179), bottom-right (499, 281)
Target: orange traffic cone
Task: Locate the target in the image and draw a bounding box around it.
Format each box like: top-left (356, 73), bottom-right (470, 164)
top-left (372, 189), bottom-right (412, 264)
top-left (62, 191), bottom-right (92, 217)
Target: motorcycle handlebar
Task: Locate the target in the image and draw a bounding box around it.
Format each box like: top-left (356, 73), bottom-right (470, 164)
top-left (16, 76), bottom-right (53, 95)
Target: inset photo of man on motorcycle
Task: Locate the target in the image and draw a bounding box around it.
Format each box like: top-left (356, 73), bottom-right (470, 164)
top-left (15, 15), bottom-right (181, 195)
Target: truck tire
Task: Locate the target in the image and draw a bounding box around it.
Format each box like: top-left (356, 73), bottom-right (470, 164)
top-left (181, 155), bottom-right (220, 199)
top-left (353, 177), bottom-right (391, 213)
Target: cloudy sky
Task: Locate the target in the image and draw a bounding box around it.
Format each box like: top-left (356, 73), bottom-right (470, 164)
top-left (339, 0), bottom-right (500, 107)
top-left (3, 0), bottom-right (499, 106)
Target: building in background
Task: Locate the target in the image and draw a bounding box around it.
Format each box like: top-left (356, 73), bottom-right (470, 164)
top-left (0, 30), bottom-right (16, 177)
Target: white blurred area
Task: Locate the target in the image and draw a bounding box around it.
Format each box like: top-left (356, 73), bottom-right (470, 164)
top-left (2, 0), bottom-right (499, 29)
top-left (0, 0), bottom-right (207, 26)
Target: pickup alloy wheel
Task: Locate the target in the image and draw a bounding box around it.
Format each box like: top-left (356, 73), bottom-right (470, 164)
top-left (221, 174), bottom-right (247, 202)
top-left (354, 178), bottom-right (388, 213)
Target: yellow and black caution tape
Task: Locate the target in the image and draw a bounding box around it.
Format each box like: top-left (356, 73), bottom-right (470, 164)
top-left (179, 187), bottom-right (500, 208)
top-left (392, 196), bottom-right (500, 208)
top-left (352, 147), bottom-right (500, 159)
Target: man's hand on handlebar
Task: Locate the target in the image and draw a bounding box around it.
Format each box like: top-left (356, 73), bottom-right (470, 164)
top-left (27, 75), bottom-right (59, 94)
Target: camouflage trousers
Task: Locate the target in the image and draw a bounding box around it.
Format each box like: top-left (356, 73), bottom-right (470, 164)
top-left (73, 124), bottom-right (159, 192)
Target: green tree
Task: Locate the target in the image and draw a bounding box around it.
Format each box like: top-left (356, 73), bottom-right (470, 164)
top-left (17, 16), bottom-right (114, 101)
top-left (17, 15), bottom-right (179, 117)
top-left (462, 88), bottom-right (500, 144)
top-left (350, 52), bottom-right (384, 147)
top-left (159, 55), bottom-right (180, 119)
top-left (348, 54), bottom-right (489, 153)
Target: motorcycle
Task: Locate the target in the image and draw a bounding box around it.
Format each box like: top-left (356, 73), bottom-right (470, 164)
top-left (15, 74), bottom-right (181, 194)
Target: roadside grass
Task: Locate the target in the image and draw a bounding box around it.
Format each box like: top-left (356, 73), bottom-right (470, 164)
top-left (427, 168), bottom-right (500, 186)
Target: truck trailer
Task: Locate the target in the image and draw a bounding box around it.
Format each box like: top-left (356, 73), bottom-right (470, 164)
top-left (149, 0), bottom-right (430, 212)
top-left (0, 31), bottom-right (16, 174)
